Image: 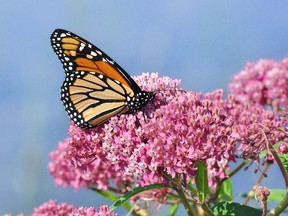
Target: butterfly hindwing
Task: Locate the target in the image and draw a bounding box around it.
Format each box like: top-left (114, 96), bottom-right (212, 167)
top-left (61, 71), bottom-right (133, 128)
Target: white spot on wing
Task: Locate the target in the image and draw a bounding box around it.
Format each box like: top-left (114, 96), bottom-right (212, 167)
top-left (91, 51), bottom-right (97, 56)
top-left (79, 43), bottom-right (85, 51)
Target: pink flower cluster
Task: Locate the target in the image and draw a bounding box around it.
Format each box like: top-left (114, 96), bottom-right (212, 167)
top-left (206, 90), bottom-right (288, 161)
top-left (136, 90), bottom-right (236, 185)
top-left (49, 135), bottom-right (134, 190)
top-left (228, 58), bottom-right (288, 159)
top-left (49, 69), bottom-right (288, 201)
top-left (229, 58), bottom-right (288, 111)
top-left (49, 73), bottom-right (237, 191)
top-left (5, 200), bottom-right (116, 216)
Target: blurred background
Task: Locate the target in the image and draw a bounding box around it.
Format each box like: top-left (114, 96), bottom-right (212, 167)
top-left (1, 1), bottom-right (288, 215)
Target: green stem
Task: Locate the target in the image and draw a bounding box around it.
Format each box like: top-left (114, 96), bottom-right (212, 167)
top-left (267, 143), bottom-right (288, 216)
top-left (174, 186), bottom-right (195, 216)
top-left (269, 143), bottom-right (288, 190)
top-left (162, 172), bottom-right (197, 215)
top-left (267, 193), bottom-right (288, 216)
top-left (201, 202), bottom-right (215, 216)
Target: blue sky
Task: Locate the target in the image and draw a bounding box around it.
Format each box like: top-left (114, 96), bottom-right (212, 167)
top-left (1, 1), bottom-right (288, 215)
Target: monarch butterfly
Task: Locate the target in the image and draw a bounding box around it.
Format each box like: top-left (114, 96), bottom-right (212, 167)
top-left (50, 29), bottom-right (155, 129)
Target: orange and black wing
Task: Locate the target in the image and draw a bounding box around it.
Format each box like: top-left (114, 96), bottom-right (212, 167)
top-left (50, 29), bottom-right (142, 93)
top-left (61, 71), bottom-right (133, 128)
top-left (50, 29), bottom-right (154, 128)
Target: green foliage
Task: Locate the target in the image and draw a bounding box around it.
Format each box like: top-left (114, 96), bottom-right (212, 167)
top-left (279, 153), bottom-right (288, 173)
top-left (195, 161), bottom-right (209, 202)
top-left (212, 202), bottom-right (262, 216)
top-left (91, 188), bottom-right (133, 212)
top-left (168, 204), bottom-right (180, 216)
top-left (218, 179), bottom-right (233, 202)
top-left (268, 189), bottom-right (286, 202)
top-left (109, 184), bottom-right (168, 211)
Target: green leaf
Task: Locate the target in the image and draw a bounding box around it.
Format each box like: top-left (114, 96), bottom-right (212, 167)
top-left (218, 178), bottom-right (233, 202)
top-left (109, 184), bottom-right (169, 211)
top-left (212, 202), bottom-right (262, 216)
top-left (279, 153), bottom-right (288, 173)
top-left (195, 161), bottom-right (209, 202)
top-left (268, 189), bottom-right (286, 202)
top-left (168, 204), bottom-right (180, 216)
top-left (91, 188), bottom-right (133, 212)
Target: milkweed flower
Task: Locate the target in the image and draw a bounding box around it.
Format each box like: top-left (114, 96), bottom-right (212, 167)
top-left (70, 205), bottom-right (117, 216)
top-left (49, 71), bottom-right (288, 196)
top-left (206, 90), bottom-right (288, 162)
top-left (48, 136), bottom-right (134, 190)
top-left (229, 58), bottom-right (288, 111)
top-left (228, 58), bottom-right (288, 161)
top-left (49, 73), bottom-right (238, 191)
top-left (278, 143), bottom-right (288, 154)
top-left (133, 90), bottom-right (236, 186)
top-left (31, 200), bottom-right (116, 216)
top-left (32, 200), bottom-right (75, 215)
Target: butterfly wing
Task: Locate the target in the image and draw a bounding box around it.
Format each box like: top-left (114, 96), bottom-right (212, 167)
top-left (62, 71), bottom-right (133, 128)
top-left (50, 29), bottom-right (142, 93)
top-left (51, 29), bottom-right (154, 128)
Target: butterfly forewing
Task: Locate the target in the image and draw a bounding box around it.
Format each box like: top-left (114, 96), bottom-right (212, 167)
top-left (50, 29), bottom-right (141, 92)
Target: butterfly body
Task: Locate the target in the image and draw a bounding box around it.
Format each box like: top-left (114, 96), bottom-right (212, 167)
top-left (51, 29), bottom-right (154, 128)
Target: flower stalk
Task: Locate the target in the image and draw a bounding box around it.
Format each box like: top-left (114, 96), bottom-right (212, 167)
top-left (267, 143), bottom-right (288, 216)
